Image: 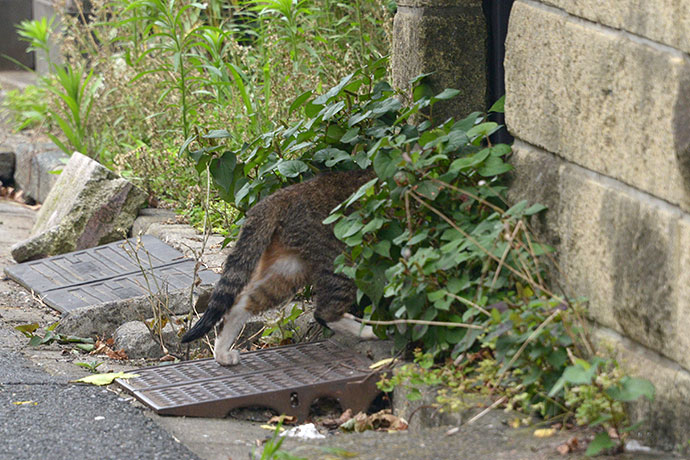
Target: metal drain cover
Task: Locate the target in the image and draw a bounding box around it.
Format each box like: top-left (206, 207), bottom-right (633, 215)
top-left (4, 235), bottom-right (219, 313)
top-left (115, 341), bottom-right (381, 421)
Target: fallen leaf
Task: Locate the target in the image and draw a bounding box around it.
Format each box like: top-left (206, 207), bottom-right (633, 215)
top-left (534, 428), bottom-right (556, 438)
top-left (338, 409), bottom-right (353, 423)
top-left (340, 410), bottom-right (407, 433)
top-left (71, 371), bottom-right (139, 386)
top-left (508, 418), bottom-right (521, 429)
top-left (369, 358), bottom-right (396, 369)
top-left (556, 443), bottom-right (570, 455)
top-left (268, 415), bottom-right (297, 425)
top-left (260, 424), bottom-right (284, 432)
top-left (12, 400), bottom-right (38, 406)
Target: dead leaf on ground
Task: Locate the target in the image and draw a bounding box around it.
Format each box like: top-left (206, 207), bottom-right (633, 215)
top-left (90, 339), bottom-right (128, 360)
top-left (322, 408), bottom-right (354, 429)
top-left (556, 437), bottom-right (580, 455)
top-left (267, 415), bottom-right (297, 425)
top-left (340, 410), bottom-right (407, 433)
top-left (534, 428), bottom-right (556, 438)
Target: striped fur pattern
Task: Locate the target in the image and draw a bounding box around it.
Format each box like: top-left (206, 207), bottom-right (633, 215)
top-left (181, 169), bottom-right (376, 365)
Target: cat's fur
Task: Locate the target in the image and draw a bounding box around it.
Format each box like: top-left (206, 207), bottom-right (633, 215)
top-left (181, 169), bottom-right (377, 365)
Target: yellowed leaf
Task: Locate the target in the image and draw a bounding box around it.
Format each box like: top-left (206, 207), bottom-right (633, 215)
top-left (12, 400), bottom-right (38, 406)
top-left (534, 428), bottom-right (556, 438)
top-left (508, 418), bottom-right (520, 429)
top-left (71, 371), bottom-right (139, 386)
top-left (260, 424), bottom-right (284, 431)
top-left (369, 358), bottom-right (395, 369)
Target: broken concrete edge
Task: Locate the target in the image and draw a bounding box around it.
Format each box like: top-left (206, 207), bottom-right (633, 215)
top-left (55, 284), bottom-right (213, 339)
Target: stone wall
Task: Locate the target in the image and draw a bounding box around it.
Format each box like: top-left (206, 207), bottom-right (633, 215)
top-left (505, 0), bottom-right (690, 448)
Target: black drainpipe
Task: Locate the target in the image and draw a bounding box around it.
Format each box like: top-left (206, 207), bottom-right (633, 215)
top-left (484, 0), bottom-right (515, 145)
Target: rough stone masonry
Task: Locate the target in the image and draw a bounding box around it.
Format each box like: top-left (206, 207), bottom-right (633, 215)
top-left (504, 0), bottom-right (690, 448)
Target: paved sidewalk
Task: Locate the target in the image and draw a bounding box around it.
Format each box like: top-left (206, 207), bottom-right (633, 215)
top-left (0, 200), bottom-right (200, 460)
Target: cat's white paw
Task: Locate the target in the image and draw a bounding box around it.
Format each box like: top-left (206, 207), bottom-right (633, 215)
top-left (215, 349), bottom-right (241, 366)
top-left (329, 313), bottom-right (378, 340)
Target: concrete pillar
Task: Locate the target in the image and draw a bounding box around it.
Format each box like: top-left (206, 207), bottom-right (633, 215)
top-left (392, 0), bottom-right (488, 122)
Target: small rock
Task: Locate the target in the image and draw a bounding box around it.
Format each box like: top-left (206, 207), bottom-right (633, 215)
top-left (114, 320), bottom-right (181, 359)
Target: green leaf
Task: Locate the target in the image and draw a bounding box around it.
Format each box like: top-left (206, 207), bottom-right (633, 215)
top-left (524, 203), bottom-right (547, 216)
top-left (478, 156), bottom-right (513, 177)
top-left (202, 129), bottom-right (232, 139)
top-left (606, 377), bottom-right (655, 402)
top-left (489, 95), bottom-right (505, 113)
top-left (276, 160), bottom-right (308, 177)
top-left (432, 88), bottom-right (460, 101)
top-left (585, 432), bottom-right (615, 456)
top-left (210, 152), bottom-right (237, 195)
top-left (288, 90), bottom-right (313, 115)
top-left (14, 323), bottom-right (39, 337)
top-left (373, 151), bottom-right (398, 180)
top-left (373, 240), bottom-right (391, 258)
top-left (415, 181), bottom-right (442, 201)
top-left (341, 127), bottom-right (360, 144)
top-left (467, 122), bottom-right (500, 140)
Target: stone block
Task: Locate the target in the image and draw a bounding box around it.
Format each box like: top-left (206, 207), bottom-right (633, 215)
top-left (592, 327), bottom-right (690, 450)
top-left (145, 222), bottom-right (228, 272)
top-left (10, 151), bottom-right (146, 262)
top-left (13, 142), bottom-right (58, 194)
top-left (130, 208), bottom-right (177, 237)
top-left (392, 0), bottom-right (487, 121)
top-left (29, 149), bottom-right (68, 203)
top-left (541, 0), bottom-right (690, 55)
top-left (510, 142), bottom-right (690, 372)
top-left (504, 0), bottom-right (690, 211)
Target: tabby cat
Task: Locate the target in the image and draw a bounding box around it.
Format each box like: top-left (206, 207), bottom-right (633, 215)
top-left (181, 169), bottom-right (377, 365)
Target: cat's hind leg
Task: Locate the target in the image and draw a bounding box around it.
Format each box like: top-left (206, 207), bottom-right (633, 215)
top-left (214, 243), bottom-right (307, 366)
top-left (312, 270), bottom-right (376, 340)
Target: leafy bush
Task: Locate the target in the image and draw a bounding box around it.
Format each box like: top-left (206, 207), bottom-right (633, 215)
top-left (186, 62), bottom-right (655, 455)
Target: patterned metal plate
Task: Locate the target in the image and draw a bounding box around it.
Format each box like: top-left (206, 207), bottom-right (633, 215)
top-left (4, 235), bottom-right (219, 313)
top-left (115, 341), bottom-right (381, 421)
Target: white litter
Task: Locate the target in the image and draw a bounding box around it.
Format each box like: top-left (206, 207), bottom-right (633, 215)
top-left (625, 440), bottom-right (652, 453)
top-left (279, 423), bottom-right (326, 440)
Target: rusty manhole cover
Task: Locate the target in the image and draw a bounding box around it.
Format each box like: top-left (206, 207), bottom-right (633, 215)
top-left (115, 340), bottom-right (381, 421)
top-left (4, 235), bottom-right (219, 313)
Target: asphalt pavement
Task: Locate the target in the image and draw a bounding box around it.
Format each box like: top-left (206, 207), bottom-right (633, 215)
top-left (0, 201), bottom-right (200, 460)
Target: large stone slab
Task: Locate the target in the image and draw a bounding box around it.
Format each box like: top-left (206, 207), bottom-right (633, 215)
top-left (509, 141), bottom-right (690, 372)
top-left (504, 0), bottom-right (690, 211)
top-left (10, 151), bottom-right (146, 262)
top-left (392, 0), bottom-right (487, 121)
top-left (541, 0), bottom-right (690, 55)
